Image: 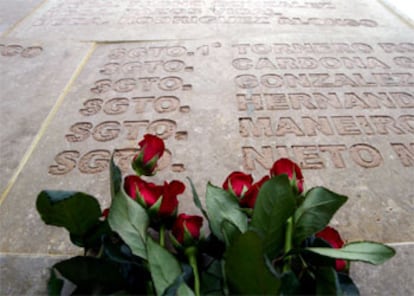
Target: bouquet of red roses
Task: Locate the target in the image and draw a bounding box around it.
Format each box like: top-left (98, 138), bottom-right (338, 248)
top-left (37, 134), bottom-right (395, 295)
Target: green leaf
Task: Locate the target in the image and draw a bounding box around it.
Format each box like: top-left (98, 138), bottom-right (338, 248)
top-left (225, 231), bottom-right (281, 295)
top-left (315, 267), bottom-right (342, 295)
top-left (36, 190), bottom-right (101, 236)
top-left (162, 264), bottom-right (194, 296)
top-left (52, 256), bottom-right (125, 294)
top-left (293, 187), bottom-right (347, 245)
top-left (48, 269), bottom-right (64, 296)
top-left (221, 219), bottom-right (241, 246)
top-left (338, 273), bottom-right (360, 296)
top-left (200, 259), bottom-right (224, 295)
top-left (108, 189), bottom-right (149, 259)
top-left (306, 241), bottom-right (396, 265)
top-left (110, 156), bottom-right (122, 197)
top-left (250, 175), bottom-right (296, 258)
top-left (187, 177), bottom-right (208, 219)
top-left (205, 183), bottom-right (248, 242)
top-left (280, 271), bottom-right (300, 295)
top-left (147, 238), bottom-right (183, 295)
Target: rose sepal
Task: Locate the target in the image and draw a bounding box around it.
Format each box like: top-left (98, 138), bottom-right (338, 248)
top-left (132, 153), bottom-right (160, 176)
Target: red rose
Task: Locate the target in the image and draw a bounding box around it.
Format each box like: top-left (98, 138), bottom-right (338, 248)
top-left (222, 171), bottom-right (253, 197)
top-left (270, 158), bottom-right (304, 193)
top-left (239, 176), bottom-right (270, 209)
top-left (132, 134), bottom-right (165, 176)
top-left (172, 214), bottom-right (203, 246)
top-left (101, 208), bottom-right (110, 219)
top-left (124, 175), bottom-right (184, 218)
top-left (316, 226), bottom-right (347, 271)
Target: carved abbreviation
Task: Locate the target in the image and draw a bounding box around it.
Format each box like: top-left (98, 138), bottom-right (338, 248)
top-left (49, 43), bottom-right (221, 175)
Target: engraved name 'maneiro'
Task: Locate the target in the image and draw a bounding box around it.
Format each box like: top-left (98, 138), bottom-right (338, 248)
top-left (239, 115), bottom-right (414, 137)
top-left (234, 73), bottom-right (414, 89)
top-left (236, 92), bottom-right (414, 111)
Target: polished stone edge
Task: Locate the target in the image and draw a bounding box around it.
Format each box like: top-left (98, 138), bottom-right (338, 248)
top-left (0, 243), bottom-right (413, 295)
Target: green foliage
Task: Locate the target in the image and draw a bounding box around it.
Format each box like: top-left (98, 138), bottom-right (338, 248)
top-left (293, 187), bottom-right (347, 245)
top-left (250, 175), bottom-right (296, 257)
top-left (187, 177), bottom-right (208, 219)
top-left (306, 241), bottom-right (396, 265)
top-left (51, 256), bottom-right (125, 294)
top-left (205, 183), bottom-right (247, 242)
top-left (315, 267), bottom-right (341, 295)
top-left (225, 231), bottom-right (281, 295)
top-left (108, 188), bottom-right (149, 259)
top-left (147, 238), bottom-right (183, 295)
top-left (36, 190), bottom-right (101, 237)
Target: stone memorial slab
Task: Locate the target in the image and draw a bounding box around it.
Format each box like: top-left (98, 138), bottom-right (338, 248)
top-left (351, 243), bottom-right (414, 295)
top-left (0, 37), bottom-right (413, 257)
top-left (0, 39), bottom-right (93, 193)
top-left (7, 0), bottom-right (413, 41)
top-left (0, 0), bottom-right (44, 35)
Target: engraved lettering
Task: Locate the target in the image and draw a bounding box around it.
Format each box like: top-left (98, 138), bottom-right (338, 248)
top-left (391, 143), bottom-right (414, 167)
top-left (349, 144), bottom-right (383, 168)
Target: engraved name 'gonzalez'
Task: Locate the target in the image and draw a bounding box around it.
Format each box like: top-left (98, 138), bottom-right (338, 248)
top-left (234, 73), bottom-right (414, 88)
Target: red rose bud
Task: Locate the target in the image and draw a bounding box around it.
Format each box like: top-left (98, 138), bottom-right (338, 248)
top-left (101, 208), bottom-right (110, 219)
top-left (270, 158), bottom-right (304, 193)
top-left (222, 171), bottom-right (253, 198)
top-left (239, 176), bottom-right (270, 209)
top-left (172, 214), bottom-right (203, 246)
top-left (316, 226), bottom-right (347, 271)
top-left (124, 175), bottom-right (184, 218)
top-left (132, 134), bottom-right (165, 176)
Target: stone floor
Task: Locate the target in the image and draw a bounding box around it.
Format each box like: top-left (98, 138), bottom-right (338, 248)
top-left (1, 0), bottom-right (413, 295)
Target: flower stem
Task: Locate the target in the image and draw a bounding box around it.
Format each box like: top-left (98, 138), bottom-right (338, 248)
top-left (159, 224), bottom-right (165, 248)
top-left (283, 217), bottom-right (293, 273)
top-left (186, 247), bottom-right (200, 296)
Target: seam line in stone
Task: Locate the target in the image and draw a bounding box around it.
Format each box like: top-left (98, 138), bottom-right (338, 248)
top-left (0, 0), bottom-right (50, 38)
top-left (0, 42), bottom-right (97, 207)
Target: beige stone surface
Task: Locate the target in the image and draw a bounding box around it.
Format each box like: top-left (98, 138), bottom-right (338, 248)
top-left (6, 0), bottom-right (413, 41)
top-left (0, 0), bottom-right (413, 294)
top-left (0, 0), bottom-right (43, 35)
top-left (0, 37), bottom-right (413, 255)
top-left (0, 253), bottom-right (69, 295)
top-left (0, 38), bottom-right (93, 193)
top-left (351, 243), bottom-right (414, 295)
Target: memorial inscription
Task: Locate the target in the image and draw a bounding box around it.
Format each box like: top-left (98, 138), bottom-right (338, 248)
top-left (231, 41), bottom-right (414, 171)
top-left (8, 0), bottom-right (411, 41)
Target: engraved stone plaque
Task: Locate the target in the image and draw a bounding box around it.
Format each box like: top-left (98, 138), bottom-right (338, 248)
top-left (0, 38), bottom-right (413, 256)
top-left (0, 38), bottom-right (92, 193)
top-left (7, 0), bottom-right (413, 41)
